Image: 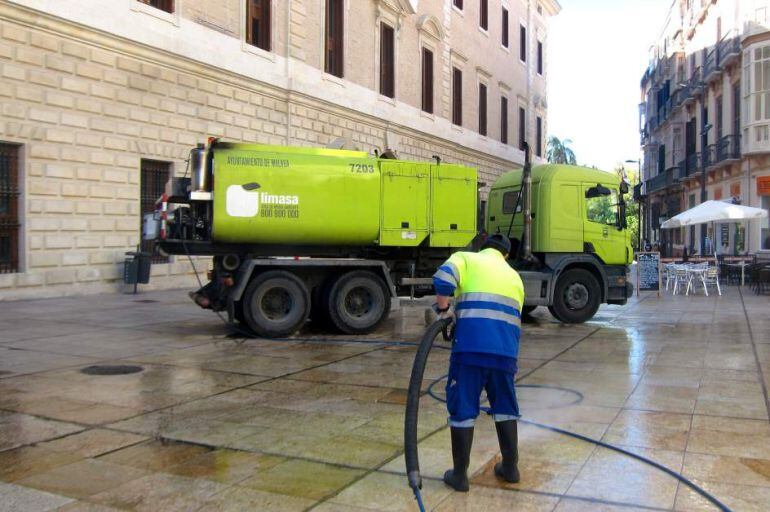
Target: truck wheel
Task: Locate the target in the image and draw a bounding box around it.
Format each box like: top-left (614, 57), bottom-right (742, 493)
top-left (327, 271), bottom-right (390, 334)
top-left (242, 270), bottom-right (310, 338)
top-left (549, 269), bottom-right (601, 324)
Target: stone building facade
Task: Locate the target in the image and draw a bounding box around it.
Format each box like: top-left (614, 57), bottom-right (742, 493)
top-left (0, 0), bottom-right (560, 299)
top-left (639, 0), bottom-right (770, 257)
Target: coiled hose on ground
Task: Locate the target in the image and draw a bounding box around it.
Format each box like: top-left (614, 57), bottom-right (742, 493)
top-left (404, 320), bottom-right (733, 512)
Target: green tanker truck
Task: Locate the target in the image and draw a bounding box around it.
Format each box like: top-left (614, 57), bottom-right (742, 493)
top-left (146, 139), bottom-right (632, 337)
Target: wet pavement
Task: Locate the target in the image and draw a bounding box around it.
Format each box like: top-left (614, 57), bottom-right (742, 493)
top-left (1, 283), bottom-right (769, 511)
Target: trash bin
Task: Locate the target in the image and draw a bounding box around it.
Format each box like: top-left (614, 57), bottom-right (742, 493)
top-left (124, 250), bottom-right (151, 293)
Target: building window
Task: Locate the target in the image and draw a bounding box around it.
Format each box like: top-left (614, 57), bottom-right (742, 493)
top-left (479, 83), bottom-right (487, 136)
top-left (141, 160), bottom-right (171, 263)
top-left (518, 106), bottom-right (526, 150)
top-left (380, 23), bottom-right (395, 98)
top-left (325, 0), bottom-right (344, 77)
top-left (479, 0), bottom-right (488, 30)
top-left (0, 143), bottom-right (20, 274)
top-left (501, 96), bottom-right (508, 144)
top-left (536, 116), bottom-right (543, 156)
top-left (519, 24), bottom-right (527, 62)
top-left (501, 8), bottom-right (509, 48)
top-left (537, 40), bottom-right (543, 75)
top-left (452, 67), bottom-right (463, 126)
top-left (139, 0), bottom-right (173, 13)
top-left (246, 0), bottom-right (271, 51)
top-left (421, 48), bottom-right (434, 114)
top-left (716, 95), bottom-right (723, 139)
top-left (453, 0), bottom-right (463, 9)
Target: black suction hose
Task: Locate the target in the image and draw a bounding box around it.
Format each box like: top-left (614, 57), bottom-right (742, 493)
top-left (404, 318), bottom-right (451, 510)
top-left (404, 320), bottom-right (733, 512)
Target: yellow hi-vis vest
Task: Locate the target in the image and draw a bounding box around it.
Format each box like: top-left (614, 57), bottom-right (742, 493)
top-left (433, 248), bottom-right (525, 358)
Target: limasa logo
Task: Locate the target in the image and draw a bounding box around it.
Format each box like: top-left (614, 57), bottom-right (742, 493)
top-left (226, 184), bottom-right (300, 218)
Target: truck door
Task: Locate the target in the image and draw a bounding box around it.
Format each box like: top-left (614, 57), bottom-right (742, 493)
top-left (582, 185), bottom-right (623, 264)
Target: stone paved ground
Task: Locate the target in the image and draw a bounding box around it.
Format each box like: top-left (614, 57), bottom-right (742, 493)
top-left (0, 281), bottom-right (769, 511)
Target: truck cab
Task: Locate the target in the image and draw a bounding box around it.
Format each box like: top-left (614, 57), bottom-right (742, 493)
top-left (487, 164), bottom-right (633, 323)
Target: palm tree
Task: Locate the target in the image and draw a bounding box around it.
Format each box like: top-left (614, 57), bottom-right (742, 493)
top-left (546, 136), bottom-right (577, 165)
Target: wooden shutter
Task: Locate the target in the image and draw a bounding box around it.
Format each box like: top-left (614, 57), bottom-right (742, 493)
top-left (325, 0), bottom-right (344, 77)
top-left (520, 25), bottom-right (527, 62)
top-left (140, 160), bottom-right (171, 263)
top-left (479, 83), bottom-right (487, 136)
top-left (501, 97), bottom-right (508, 144)
top-left (247, 0), bottom-right (271, 51)
top-left (518, 107), bottom-right (526, 150)
top-left (0, 143), bottom-right (19, 274)
top-left (536, 116), bottom-right (543, 157)
top-left (480, 0), bottom-right (488, 30)
top-left (537, 41), bottom-right (543, 74)
top-left (380, 23), bottom-right (395, 98)
top-left (139, 0), bottom-right (174, 13)
top-left (452, 67), bottom-right (463, 126)
top-left (422, 48), bottom-right (433, 114)
top-left (502, 8), bottom-right (509, 48)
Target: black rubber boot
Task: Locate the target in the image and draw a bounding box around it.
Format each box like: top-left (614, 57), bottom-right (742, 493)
top-left (494, 420), bottom-right (520, 483)
top-left (443, 426), bottom-right (474, 492)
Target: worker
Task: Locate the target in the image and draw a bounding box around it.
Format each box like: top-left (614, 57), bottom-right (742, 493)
top-left (431, 233), bottom-right (525, 492)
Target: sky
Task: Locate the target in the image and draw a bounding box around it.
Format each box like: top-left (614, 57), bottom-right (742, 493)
top-left (547, 0), bottom-right (673, 171)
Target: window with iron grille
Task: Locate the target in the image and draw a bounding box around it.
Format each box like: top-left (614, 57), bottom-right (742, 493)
top-left (0, 143), bottom-right (20, 274)
top-left (502, 8), bottom-right (509, 48)
top-left (479, 0), bottom-right (488, 30)
top-left (141, 159), bottom-right (171, 264)
top-left (421, 48), bottom-right (434, 114)
top-left (478, 83), bottom-right (487, 136)
top-left (452, 67), bottom-right (463, 126)
top-left (501, 96), bottom-right (508, 144)
top-left (247, 0), bottom-right (271, 51)
top-left (138, 0), bottom-right (173, 13)
top-left (380, 23), bottom-right (395, 98)
top-left (325, 0), bottom-right (344, 78)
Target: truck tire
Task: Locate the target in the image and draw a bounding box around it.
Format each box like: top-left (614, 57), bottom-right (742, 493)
top-left (242, 270), bottom-right (310, 338)
top-left (327, 271), bottom-right (390, 334)
top-left (549, 269), bottom-right (601, 324)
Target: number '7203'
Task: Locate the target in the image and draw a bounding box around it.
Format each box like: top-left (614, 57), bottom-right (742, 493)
top-left (349, 163), bottom-right (375, 173)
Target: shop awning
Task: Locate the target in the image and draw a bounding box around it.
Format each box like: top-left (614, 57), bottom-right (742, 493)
top-left (660, 200), bottom-right (768, 229)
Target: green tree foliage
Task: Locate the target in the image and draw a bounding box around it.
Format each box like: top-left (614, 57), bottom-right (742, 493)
top-left (546, 136), bottom-right (577, 165)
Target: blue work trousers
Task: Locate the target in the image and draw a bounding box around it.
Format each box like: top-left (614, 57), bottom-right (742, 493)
top-left (446, 361), bottom-right (520, 427)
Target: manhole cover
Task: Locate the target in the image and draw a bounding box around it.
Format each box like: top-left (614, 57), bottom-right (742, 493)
top-left (80, 365), bottom-right (144, 375)
top-left (133, 299), bottom-right (158, 303)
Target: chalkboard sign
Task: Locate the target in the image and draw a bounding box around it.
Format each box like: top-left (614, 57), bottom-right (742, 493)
top-left (637, 252), bottom-right (661, 295)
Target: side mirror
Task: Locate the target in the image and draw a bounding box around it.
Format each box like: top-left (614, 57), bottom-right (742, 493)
top-left (619, 180), bottom-right (629, 195)
top-left (585, 184), bottom-right (612, 199)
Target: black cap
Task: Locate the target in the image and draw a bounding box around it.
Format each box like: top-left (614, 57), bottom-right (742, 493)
top-left (481, 234), bottom-right (511, 255)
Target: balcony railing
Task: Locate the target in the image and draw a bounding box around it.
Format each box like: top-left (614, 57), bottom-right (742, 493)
top-left (717, 36), bottom-right (740, 67)
top-left (715, 134), bottom-right (741, 163)
top-left (705, 143), bottom-right (717, 168)
top-left (675, 159), bottom-right (687, 181)
top-left (685, 152), bottom-right (701, 176)
top-left (703, 49), bottom-right (720, 83)
top-left (647, 172), bottom-right (668, 193)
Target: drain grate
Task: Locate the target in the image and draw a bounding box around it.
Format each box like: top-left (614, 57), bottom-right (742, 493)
top-left (80, 365), bottom-right (144, 375)
top-left (133, 299), bottom-right (158, 303)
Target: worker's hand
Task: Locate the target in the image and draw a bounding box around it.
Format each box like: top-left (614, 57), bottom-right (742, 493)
top-left (433, 303), bottom-right (454, 322)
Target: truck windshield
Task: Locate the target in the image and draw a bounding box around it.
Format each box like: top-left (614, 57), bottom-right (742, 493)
top-left (586, 189), bottom-right (619, 227)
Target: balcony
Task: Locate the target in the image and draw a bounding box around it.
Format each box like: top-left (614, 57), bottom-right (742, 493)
top-left (703, 49), bottom-right (721, 84)
top-left (705, 143), bottom-right (717, 168)
top-left (684, 68), bottom-right (701, 105)
top-left (715, 134), bottom-right (741, 164)
top-left (646, 172), bottom-right (668, 193)
top-left (685, 152), bottom-right (701, 177)
top-left (717, 36), bottom-right (740, 68)
top-left (675, 159), bottom-right (687, 181)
